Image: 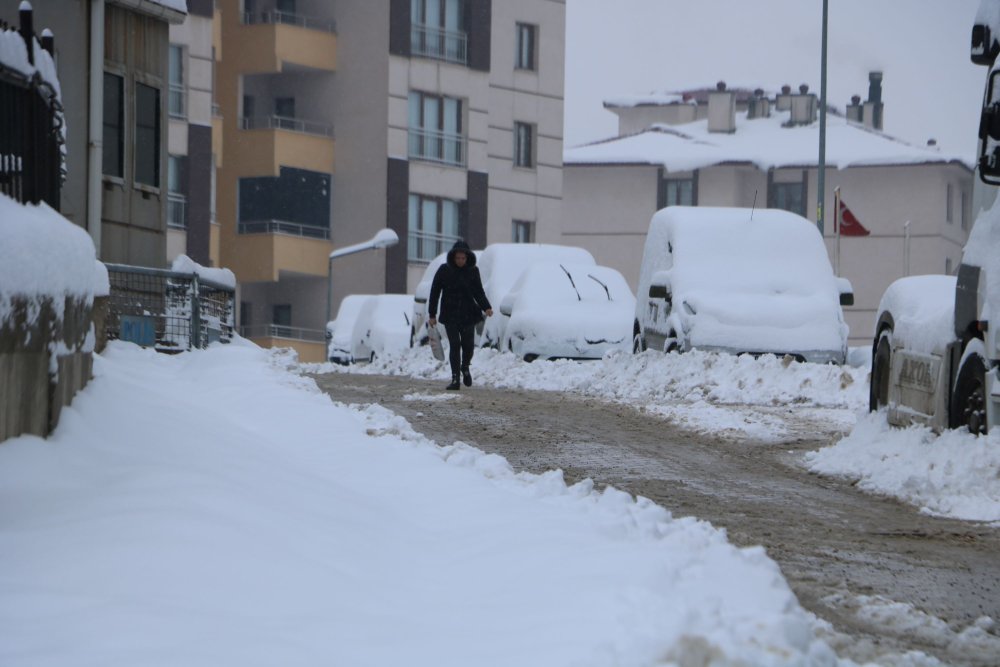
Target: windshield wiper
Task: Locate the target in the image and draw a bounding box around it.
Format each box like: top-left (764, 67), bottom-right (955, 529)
top-left (560, 264), bottom-right (581, 301)
top-left (587, 274), bottom-right (611, 300)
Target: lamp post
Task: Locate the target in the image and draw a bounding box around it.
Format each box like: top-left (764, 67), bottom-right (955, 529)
top-left (817, 0), bottom-right (829, 236)
top-left (325, 228), bottom-right (400, 327)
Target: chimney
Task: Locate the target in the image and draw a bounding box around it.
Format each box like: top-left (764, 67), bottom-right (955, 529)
top-left (707, 80), bottom-right (736, 133)
top-left (846, 94), bottom-right (863, 123)
top-left (775, 84), bottom-right (793, 111)
top-left (747, 88), bottom-right (770, 120)
top-left (788, 83), bottom-right (817, 125)
top-left (863, 71), bottom-right (884, 130)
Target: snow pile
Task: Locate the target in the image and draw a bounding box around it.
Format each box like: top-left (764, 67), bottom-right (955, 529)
top-left (0, 342), bottom-right (854, 666)
top-left (171, 254), bottom-right (236, 289)
top-left (604, 91), bottom-right (691, 107)
top-left (806, 412), bottom-right (1000, 523)
top-left (0, 21), bottom-right (60, 101)
top-left (875, 276), bottom-right (957, 354)
top-left (0, 193), bottom-right (97, 324)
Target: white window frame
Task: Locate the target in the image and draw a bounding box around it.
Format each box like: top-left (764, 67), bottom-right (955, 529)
top-left (514, 121), bottom-right (535, 169)
top-left (408, 193), bottom-right (462, 262)
top-left (515, 22), bottom-right (537, 71)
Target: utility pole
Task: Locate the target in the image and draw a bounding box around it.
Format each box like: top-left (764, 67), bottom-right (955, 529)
top-left (817, 0), bottom-right (829, 236)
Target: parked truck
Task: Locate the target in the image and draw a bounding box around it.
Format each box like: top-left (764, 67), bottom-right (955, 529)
top-left (868, 0), bottom-right (1000, 434)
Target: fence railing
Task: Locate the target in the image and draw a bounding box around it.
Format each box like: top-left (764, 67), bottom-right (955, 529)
top-left (411, 24), bottom-right (467, 64)
top-left (408, 128), bottom-right (466, 167)
top-left (240, 115), bottom-right (334, 137)
top-left (240, 324), bottom-right (326, 343)
top-left (238, 219), bottom-right (330, 239)
top-left (103, 264), bottom-right (236, 352)
top-left (242, 10), bottom-right (336, 33)
top-left (0, 11), bottom-right (64, 208)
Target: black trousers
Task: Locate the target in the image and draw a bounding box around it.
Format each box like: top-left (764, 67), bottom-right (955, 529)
top-left (444, 323), bottom-right (476, 376)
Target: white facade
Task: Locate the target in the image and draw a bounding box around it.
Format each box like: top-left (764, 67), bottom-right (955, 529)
top-left (563, 87), bottom-right (973, 346)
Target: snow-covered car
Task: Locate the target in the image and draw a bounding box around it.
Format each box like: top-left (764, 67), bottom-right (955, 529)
top-left (328, 295), bottom-right (373, 364)
top-left (499, 262), bottom-right (635, 361)
top-left (634, 206), bottom-right (852, 364)
top-left (477, 243), bottom-right (596, 348)
top-left (351, 294), bottom-right (414, 362)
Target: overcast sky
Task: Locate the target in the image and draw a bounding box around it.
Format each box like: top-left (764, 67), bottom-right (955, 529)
top-left (564, 0), bottom-right (984, 158)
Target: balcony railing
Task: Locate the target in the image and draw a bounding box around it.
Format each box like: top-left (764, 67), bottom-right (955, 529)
top-left (167, 193), bottom-right (187, 229)
top-left (411, 24), bottom-right (467, 64)
top-left (408, 229), bottom-right (460, 263)
top-left (240, 115), bottom-right (334, 137)
top-left (240, 324), bottom-right (326, 342)
top-left (168, 84), bottom-right (186, 119)
top-left (408, 128), bottom-right (466, 167)
top-left (238, 219), bottom-right (330, 239)
top-left (242, 10), bottom-right (336, 33)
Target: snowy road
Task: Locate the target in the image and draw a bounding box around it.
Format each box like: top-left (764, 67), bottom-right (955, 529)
top-left (312, 372), bottom-right (1000, 667)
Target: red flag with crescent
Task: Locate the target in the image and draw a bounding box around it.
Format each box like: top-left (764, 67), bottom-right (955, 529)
top-left (837, 199), bottom-right (870, 236)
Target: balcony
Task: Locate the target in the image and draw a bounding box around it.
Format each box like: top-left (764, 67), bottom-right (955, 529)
top-left (238, 219), bottom-right (329, 239)
top-left (411, 24), bottom-right (467, 65)
top-left (235, 10), bottom-right (337, 74)
top-left (226, 225), bottom-right (332, 283)
top-left (408, 128), bottom-right (466, 167)
top-left (233, 117), bottom-right (335, 177)
top-left (240, 324), bottom-right (327, 363)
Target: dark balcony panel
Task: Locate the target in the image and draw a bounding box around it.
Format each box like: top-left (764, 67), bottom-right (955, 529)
top-left (187, 0), bottom-right (214, 18)
top-left (466, 170), bottom-right (488, 249)
top-left (239, 166), bottom-right (331, 232)
top-left (466, 0), bottom-right (491, 72)
top-left (186, 124), bottom-right (212, 265)
top-left (386, 157), bottom-right (409, 293)
top-left (389, 0), bottom-right (411, 57)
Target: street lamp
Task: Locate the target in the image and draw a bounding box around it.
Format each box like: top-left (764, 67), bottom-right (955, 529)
top-left (325, 228), bottom-right (400, 326)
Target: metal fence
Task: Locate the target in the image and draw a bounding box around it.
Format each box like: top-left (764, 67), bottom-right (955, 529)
top-left (104, 264), bottom-right (236, 353)
top-left (0, 9), bottom-right (65, 208)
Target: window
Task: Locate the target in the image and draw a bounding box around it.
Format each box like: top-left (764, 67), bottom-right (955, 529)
top-left (660, 178), bottom-right (695, 207)
top-left (240, 301), bottom-right (252, 327)
top-left (411, 0), bottom-right (467, 64)
top-left (514, 121), bottom-right (534, 168)
top-left (512, 220), bottom-right (533, 243)
top-left (102, 73), bottom-right (124, 177)
top-left (408, 193), bottom-right (461, 262)
top-left (167, 155), bottom-right (187, 229)
top-left (946, 183), bottom-right (954, 224)
top-left (409, 91), bottom-right (465, 166)
top-left (771, 181), bottom-right (806, 217)
top-left (239, 166), bottom-right (331, 238)
top-left (946, 257), bottom-right (953, 275)
top-left (273, 304), bottom-right (292, 327)
top-left (168, 44), bottom-right (185, 119)
top-left (515, 23), bottom-right (537, 71)
top-left (135, 82), bottom-right (161, 187)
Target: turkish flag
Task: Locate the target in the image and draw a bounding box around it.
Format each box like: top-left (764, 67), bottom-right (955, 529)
top-left (837, 199), bottom-right (870, 236)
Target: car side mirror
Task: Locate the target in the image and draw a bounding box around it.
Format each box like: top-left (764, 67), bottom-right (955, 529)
top-left (840, 292), bottom-right (854, 307)
top-left (649, 284), bottom-right (671, 300)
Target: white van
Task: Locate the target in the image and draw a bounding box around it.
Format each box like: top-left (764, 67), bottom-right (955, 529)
top-left (634, 207), bottom-right (852, 364)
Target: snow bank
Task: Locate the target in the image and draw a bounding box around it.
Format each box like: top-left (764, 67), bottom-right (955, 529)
top-left (0, 342), bottom-right (851, 666)
top-left (806, 412), bottom-right (1000, 523)
top-left (0, 193), bottom-right (97, 323)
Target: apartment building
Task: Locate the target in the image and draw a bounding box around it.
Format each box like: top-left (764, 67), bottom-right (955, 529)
top-left (24, 0), bottom-right (188, 266)
top-left (563, 78), bottom-right (974, 346)
top-left (166, 0), bottom-right (222, 267)
top-left (215, 0), bottom-right (565, 362)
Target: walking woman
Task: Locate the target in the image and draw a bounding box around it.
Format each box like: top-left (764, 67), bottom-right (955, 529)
top-left (428, 240), bottom-right (493, 390)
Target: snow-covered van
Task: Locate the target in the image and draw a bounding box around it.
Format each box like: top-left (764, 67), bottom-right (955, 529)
top-left (633, 206), bottom-right (852, 364)
top-left (868, 0), bottom-right (1000, 434)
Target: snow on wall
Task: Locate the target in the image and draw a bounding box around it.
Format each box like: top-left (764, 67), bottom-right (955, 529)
top-left (171, 254), bottom-right (236, 290)
top-left (0, 25), bottom-right (61, 102)
top-left (0, 194), bottom-right (97, 325)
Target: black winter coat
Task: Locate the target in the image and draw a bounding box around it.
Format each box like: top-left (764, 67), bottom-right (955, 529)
top-left (429, 243), bottom-right (491, 327)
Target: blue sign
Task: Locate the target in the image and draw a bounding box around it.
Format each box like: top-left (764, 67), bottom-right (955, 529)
top-left (120, 315), bottom-right (157, 347)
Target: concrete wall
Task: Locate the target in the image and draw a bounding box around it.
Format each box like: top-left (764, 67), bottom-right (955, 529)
top-left (0, 297), bottom-right (93, 443)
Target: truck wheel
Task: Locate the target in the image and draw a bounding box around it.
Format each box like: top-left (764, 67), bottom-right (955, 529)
top-left (952, 352), bottom-right (988, 435)
top-left (869, 330), bottom-right (892, 412)
top-left (665, 330), bottom-right (679, 354)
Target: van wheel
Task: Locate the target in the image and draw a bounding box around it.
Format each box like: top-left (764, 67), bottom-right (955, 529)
top-left (869, 329), bottom-right (892, 412)
top-left (370, 351), bottom-right (376, 363)
top-left (409, 326), bottom-right (416, 348)
top-left (952, 351), bottom-right (988, 435)
top-left (665, 330), bottom-right (679, 353)
top-left (508, 339), bottom-right (513, 352)
top-left (523, 353), bottom-right (538, 363)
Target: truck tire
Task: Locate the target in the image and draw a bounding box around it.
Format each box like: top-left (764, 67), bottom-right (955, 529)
top-left (632, 323), bottom-right (645, 354)
top-left (951, 351), bottom-right (988, 435)
top-left (869, 330), bottom-right (892, 412)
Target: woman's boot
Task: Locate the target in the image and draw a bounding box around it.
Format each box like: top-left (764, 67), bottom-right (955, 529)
top-left (462, 366), bottom-right (472, 387)
top-left (446, 373), bottom-right (461, 390)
